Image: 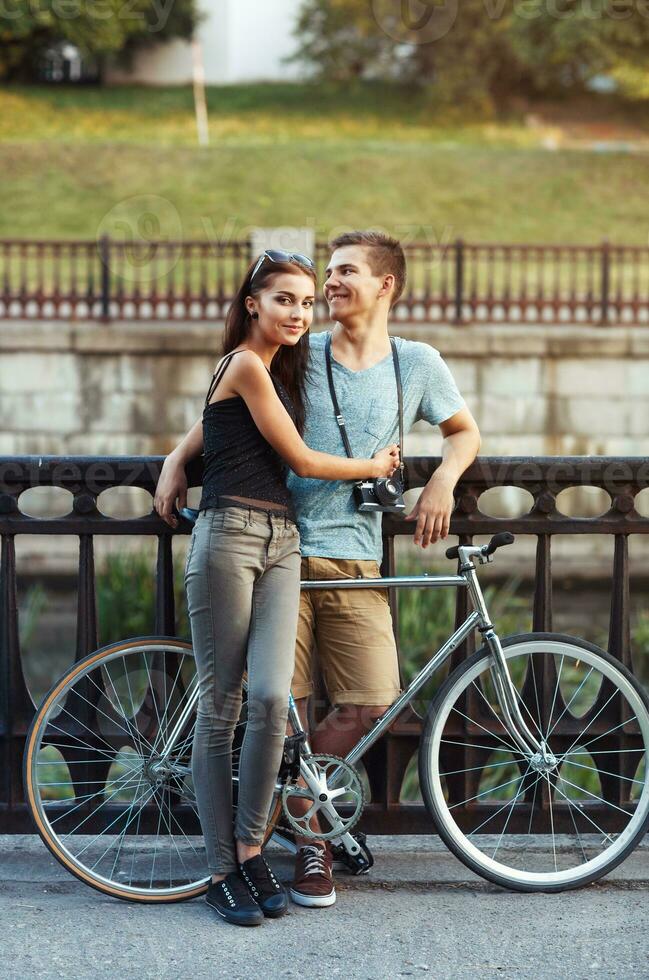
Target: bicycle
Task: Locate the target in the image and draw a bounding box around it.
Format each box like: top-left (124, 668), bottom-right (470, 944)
top-left (23, 522), bottom-right (649, 902)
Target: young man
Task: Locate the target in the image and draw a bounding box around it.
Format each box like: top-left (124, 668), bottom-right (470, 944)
top-left (282, 232), bottom-right (480, 908)
top-left (154, 231), bottom-right (480, 908)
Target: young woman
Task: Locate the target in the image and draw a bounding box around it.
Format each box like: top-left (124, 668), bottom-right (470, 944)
top-left (178, 251), bottom-right (399, 927)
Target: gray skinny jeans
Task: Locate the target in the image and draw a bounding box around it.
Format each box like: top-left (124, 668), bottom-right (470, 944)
top-left (184, 504), bottom-right (301, 875)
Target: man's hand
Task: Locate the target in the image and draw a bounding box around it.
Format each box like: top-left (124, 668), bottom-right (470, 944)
top-left (404, 473), bottom-right (456, 548)
top-left (154, 455), bottom-right (188, 529)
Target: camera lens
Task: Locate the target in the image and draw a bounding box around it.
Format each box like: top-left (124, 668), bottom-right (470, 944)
top-left (374, 477), bottom-right (403, 506)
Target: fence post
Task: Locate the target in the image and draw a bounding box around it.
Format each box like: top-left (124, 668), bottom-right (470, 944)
top-left (600, 238), bottom-right (610, 325)
top-left (454, 238), bottom-right (464, 324)
top-left (99, 233), bottom-right (111, 323)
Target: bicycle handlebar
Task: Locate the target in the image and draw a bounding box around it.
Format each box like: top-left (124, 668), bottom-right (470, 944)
top-left (445, 531), bottom-right (515, 561)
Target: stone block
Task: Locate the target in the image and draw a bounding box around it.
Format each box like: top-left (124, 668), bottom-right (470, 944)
top-left (546, 326), bottom-right (628, 359)
top-left (478, 358), bottom-right (541, 397)
top-left (477, 394), bottom-right (546, 435)
top-left (87, 393), bottom-right (139, 434)
top-left (627, 362), bottom-right (649, 398)
top-left (0, 391), bottom-right (81, 434)
top-left (628, 401), bottom-right (649, 439)
top-left (125, 354), bottom-right (156, 393)
top-left (0, 321), bottom-right (73, 351)
top-left (77, 356), bottom-right (121, 398)
top-left (443, 358), bottom-right (477, 394)
top-left (170, 355), bottom-right (217, 396)
top-left (477, 435), bottom-right (546, 457)
top-left (0, 352), bottom-right (78, 393)
top-left (567, 397), bottom-right (629, 437)
top-left (484, 327), bottom-right (547, 357)
top-left (554, 359), bottom-right (627, 397)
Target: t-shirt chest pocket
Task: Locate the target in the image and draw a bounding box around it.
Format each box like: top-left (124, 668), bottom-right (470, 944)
top-left (363, 396), bottom-right (397, 441)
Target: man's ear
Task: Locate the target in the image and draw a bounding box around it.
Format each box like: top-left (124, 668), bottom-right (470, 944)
top-left (378, 273), bottom-right (395, 300)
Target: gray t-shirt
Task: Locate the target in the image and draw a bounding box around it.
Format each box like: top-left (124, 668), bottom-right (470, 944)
top-left (287, 330), bottom-right (465, 561)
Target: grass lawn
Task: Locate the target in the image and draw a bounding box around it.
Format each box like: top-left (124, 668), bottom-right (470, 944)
top-left (1, 82), bottom-right (648, 243)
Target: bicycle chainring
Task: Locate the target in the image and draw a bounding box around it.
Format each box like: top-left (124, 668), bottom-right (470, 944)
top-left (281, 754), bottom-right (365, 842)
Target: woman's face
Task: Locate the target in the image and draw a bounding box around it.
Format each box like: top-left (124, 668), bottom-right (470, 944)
top-left (248, 271), bottom-right (315, 347)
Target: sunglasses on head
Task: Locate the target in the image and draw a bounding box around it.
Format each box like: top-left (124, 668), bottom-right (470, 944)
top-left (250, 249), bottom-right (316, 284)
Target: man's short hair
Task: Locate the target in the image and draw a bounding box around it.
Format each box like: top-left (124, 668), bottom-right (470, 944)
top-left (329, 230), bottom-right (407, 306)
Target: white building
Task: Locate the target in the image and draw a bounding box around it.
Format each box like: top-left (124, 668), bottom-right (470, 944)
top-left (105, 0), bottom-right (304, 85)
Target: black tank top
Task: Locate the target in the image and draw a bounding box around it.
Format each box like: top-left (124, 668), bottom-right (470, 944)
top-left (198, 351), bottom-right (297, 516)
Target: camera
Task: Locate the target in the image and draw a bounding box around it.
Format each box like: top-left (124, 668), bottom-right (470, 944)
top-left (354, 476), bottom-right (406, 513)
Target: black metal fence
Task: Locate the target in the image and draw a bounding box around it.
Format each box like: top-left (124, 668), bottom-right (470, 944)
top-left (1, 455), bottom-right (648, 834)
top-left (2, 238), bottom-right (649, 324)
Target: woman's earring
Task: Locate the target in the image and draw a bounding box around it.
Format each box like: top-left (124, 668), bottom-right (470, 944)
top-left (250, 312), bottom-right (259, 320)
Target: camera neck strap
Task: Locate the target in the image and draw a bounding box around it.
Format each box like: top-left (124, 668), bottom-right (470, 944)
top-left (324, 333), bottom-right (405, 482)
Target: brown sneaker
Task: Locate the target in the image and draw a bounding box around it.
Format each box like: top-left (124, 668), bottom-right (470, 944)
top-left (290, 843), bottom-right (336, 908)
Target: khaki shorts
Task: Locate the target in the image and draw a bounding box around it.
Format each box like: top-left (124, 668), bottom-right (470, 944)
top-left (291, 556), bottom-right (402, 707)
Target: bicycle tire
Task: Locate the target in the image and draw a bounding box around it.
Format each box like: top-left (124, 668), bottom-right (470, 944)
top-left (419, 632), bottom-right (649, 893)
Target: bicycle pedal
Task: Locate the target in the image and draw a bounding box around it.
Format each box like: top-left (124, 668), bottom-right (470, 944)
top-left (330, 834), bottom-right (374, 876)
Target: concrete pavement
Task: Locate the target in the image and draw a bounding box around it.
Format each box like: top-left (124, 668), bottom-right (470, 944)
top-left (1, 835), bottom-right (647, 980)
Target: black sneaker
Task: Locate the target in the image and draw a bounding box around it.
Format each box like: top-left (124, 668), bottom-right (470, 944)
top-left (239, 854), bottom-right (289, 918)
top-left (205, 871), bottom-right (264, 927)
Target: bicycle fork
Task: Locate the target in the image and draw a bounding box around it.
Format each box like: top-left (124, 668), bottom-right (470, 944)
top-left (464, 561), bottom-right (553, 765)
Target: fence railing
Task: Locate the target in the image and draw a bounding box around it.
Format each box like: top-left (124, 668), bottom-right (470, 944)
top-left (1, 239), bottom-right (649, 324)
top-left (1, 454), bottom-right (647, 834)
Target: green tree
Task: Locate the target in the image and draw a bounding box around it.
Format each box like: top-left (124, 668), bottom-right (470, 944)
top-left (289, 0), bottom-right (399, 81)
top-left (0, 0), bottom-right (201, 82)
top-left (292, 0), bottom-right (649, 108)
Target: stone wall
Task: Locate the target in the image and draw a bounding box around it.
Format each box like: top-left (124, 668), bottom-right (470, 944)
top-left (2, 319), bottom-right (648, 576)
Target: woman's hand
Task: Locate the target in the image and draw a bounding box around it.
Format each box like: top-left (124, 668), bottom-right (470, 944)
top-left (372, 444), bottom-right (401, 479)
top-left (154, 454), bottom-right (188, 529)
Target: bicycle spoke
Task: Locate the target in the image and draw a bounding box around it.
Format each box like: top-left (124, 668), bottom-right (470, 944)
top-left (63, 679), bottom-right (156, 755)
top-left (564, 758), bottom-right (644, 786)
top-left (97, 663), bottom-right (156, 758)
top-left (448, 772), bottom-right (527, 810)
top-left (45, 719), bottom-right (128, 760)
top-left (551, 773), bottom-right (632, 817)
top-left (546, 664), bottom-right (596, 741)
top-left (466, 771), bottom-right (545, 836)
top-left (440, 737), bottom-right (526, 755)
top-left (491, 760), bottom-right (535, 859)
top-left (448, 705), bottom-right (520, 755)
top-left (546, 770), bottom-right (558, 872)
top-left (149, 656), bottom-right (193, 756)
top-left (48, 769), bottom-right (144, 822)
top-left (91, 767), bottom-right (149, 874)
top-left (562, 713), bottom-right (638, 760)
top-left (549, 777), bottom-right (616, 844)
top-left (526, 768), bottom-right (540, 836)
top-left (442, 759), bottom-right (519, 777)
top-left (547, 653), bottom-right (565, 737)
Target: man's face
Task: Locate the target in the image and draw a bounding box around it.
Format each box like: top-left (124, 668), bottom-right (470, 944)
top-left (323, 245), bottom-right (386, 321)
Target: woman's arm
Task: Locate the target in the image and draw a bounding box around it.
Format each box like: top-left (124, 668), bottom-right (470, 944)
top-left (154, 417), bottom-right (204, 528)
top-left (231, 351), bottom-right (398, 481)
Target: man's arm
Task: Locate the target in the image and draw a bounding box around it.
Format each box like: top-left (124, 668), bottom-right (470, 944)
top-left (154, 416), bottom-right (204, 528)
top-left (404, 405), bottom-right (481, 548)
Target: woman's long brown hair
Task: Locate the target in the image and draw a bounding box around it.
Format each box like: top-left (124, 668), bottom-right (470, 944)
top-left (221, 257), bottom-right (315, 436)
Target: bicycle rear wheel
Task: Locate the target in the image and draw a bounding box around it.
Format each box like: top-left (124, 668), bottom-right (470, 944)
top-left (23, 636), bottom-right (286, 903)
top-left (419, 633), bottom-right (649, 892)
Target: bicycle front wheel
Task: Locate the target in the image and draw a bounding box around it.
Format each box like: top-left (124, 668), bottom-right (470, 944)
top-left (419, 633), bottom-right (649, 892)
top-left (23, 636), bottom-right (286, 903)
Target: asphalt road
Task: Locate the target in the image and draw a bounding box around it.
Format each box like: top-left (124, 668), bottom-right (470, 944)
top-left (1, 835), bottom-right (647, 980)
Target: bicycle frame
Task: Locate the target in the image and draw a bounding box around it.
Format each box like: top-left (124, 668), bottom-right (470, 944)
top-left (154, 545), bottom-right (548, 811)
